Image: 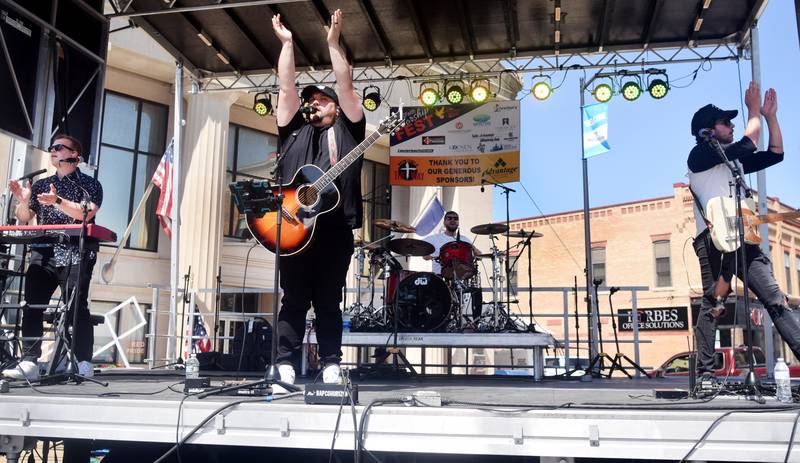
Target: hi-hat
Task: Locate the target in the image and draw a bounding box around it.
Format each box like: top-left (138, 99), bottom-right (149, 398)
top-left (373, 219), bottom-right (416, 233)
top-left (470, 223), bottom-right (509, 235)
top-left (388, 238), bottom-right (434, 256)
top-left (504, 230), bottom-right (543, 238)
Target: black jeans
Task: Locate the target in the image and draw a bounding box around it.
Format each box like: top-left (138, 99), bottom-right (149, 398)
top-left (693, 229), bottom-right (800, 374)
top-left (21, 250), bottom-right (96, 363)
top-left (276, 224), bottom-right (353, 369)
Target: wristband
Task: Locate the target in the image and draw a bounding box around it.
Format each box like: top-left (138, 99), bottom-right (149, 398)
top-left (55, 197), bottom-right (62, 205)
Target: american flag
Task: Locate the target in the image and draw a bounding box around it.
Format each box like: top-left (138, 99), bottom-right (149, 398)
top-left (152, 141), bottom-right (174, 238)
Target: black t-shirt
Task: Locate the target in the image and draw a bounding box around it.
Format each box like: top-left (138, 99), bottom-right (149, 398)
top-left (687, 135), bottom-right (784, 174)
top-left (278, 110), bottom-right (366, 229)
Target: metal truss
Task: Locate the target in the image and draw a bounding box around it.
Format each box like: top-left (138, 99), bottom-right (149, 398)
top-left (198, 41), bottom-right (743, 93)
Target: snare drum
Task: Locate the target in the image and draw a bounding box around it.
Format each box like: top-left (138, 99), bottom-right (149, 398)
top-left (438, 241), bottom-right (476, 280)
top-left (394, 272), bottom-right (454, 331)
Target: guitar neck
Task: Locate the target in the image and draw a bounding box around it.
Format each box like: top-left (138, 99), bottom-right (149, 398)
top-left (313, 129), bottom-right (383, 191)
top-left (746, 211), bottom-right (800, 227)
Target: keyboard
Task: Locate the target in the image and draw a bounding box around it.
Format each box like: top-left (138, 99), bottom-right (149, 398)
top-left (0, 224), bottom-right (117, 244)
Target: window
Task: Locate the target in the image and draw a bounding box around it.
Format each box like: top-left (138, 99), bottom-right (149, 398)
top-left (796, 255), bottom-right (800, 296)
top-left (360, 160), bottom-right (391, 243)
top-left (92, 301), bottom-right (150, 365)
top-left (654, 240), bottom-right (672, 287)
top-left (785, 252), bottom-right (793, 294)
top-left (224, 124), bottom-right (279, 238)
top-left (96, 92), bottom-right (168, 251)
top-left (591, 247), bottom-right (605, 284)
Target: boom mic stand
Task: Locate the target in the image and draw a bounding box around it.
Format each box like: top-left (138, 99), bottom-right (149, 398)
top-left (604, 287), bottom-right (650, 378)
top-left (587, 278), bottom-right (615, 378)
top-left (704, 133), bottom-right (763, 403)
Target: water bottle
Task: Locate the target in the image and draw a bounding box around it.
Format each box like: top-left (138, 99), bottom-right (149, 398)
top-left (775, 357), bottom-right (792, 403)
top-left (185, 353), bottom-right (200, 380)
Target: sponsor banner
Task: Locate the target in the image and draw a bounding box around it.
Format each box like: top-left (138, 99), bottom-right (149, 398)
top-left (390, 102), bottom-right (520, 186)
top-left (618, 306), bottom-right (689, 332)
top-left (582, 102), bottom-right (610, 159)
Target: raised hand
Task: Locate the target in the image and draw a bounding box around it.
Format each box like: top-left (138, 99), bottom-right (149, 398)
top-left (327, 9), bottom-right (342, 45)
top-left (744, 81), bottom-right (761, 113)
top-left (8, 179), bottom-right (31, 204)
top-left (760, 88), bottom-right (778, 119)
top-left (272, 14), bottom-right (292, 44)
top-left (37, 183), bottom-right (58, 206)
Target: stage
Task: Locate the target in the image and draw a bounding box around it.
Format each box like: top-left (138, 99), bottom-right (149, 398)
top-left (1, 369), bottom-right (799, 462)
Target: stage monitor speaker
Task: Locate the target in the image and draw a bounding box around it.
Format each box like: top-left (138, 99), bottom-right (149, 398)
top-left (0, 0), bottom-right (106, 161)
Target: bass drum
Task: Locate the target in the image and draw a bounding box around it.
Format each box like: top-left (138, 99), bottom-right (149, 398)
top-left (394, 272), bottom-right (453, 331)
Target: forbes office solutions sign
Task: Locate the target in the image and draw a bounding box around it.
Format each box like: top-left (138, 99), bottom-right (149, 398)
top-left (618, 307), bottom-right (688, 332)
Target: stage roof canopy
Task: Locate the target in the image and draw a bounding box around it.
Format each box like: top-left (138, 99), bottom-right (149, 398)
top-left (117, 0), bottom-right (767, 79)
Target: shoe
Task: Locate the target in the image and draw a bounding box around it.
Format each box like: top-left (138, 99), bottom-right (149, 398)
top-left (272, 364), bottom-right (296, 394)
top-left (1, 360), bottom-right (40, 381)
top-left (323, 363), bottom-right (342, 385)
top-left (78, 361), bottom-right (94, 378)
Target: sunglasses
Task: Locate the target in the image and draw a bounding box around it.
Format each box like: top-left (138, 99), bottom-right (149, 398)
top-left (48, 143), bottom-right (76, 153)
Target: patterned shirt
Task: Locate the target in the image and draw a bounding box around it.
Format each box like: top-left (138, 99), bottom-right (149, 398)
top-left (28, 169), bottom-right (104, 266)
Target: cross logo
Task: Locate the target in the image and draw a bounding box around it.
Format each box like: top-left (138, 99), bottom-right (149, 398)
top-left (398, 160), bottom-right (418, 181)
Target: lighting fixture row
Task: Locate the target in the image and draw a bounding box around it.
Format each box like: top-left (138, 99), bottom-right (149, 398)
top-left (417, 80), bottom-right (492, 108)
top-left (591, 74), bottom-right (670, 103)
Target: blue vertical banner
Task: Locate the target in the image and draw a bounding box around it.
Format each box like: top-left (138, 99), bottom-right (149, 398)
top-left (582, 103), bottom-right (611, 159)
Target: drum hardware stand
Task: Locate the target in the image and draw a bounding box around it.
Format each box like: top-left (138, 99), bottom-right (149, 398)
top-left (602, 287), bottom-right (650, 378)
top-left (509, 231), bottom-right (537, 332)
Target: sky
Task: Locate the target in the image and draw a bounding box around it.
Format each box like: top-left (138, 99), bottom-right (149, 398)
top-left (494, 1), bottom-right (800, 222)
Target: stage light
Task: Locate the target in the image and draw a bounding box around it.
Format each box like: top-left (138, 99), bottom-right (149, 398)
top-left (445, 81), bottom-right (465, 104)
top-left (531, 80), bottom-right (552, 101)
top-left (621, 80), bottom-right (642, 101)
top-left (419, 83), bottom-right (440, 107)
top-left (593, 83), bottom-right (613, 103)
top-left (362, 85), bottom-right (381, 111)
top-left (253, 92), bottom-right (272, 116)
top-left (648, 78), bottom-right (669, 99)
top-left (470, 80), bottom-right (491, 103)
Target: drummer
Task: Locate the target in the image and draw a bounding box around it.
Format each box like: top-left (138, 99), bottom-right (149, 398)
top-left (422, 211), bottom-right (481, 275)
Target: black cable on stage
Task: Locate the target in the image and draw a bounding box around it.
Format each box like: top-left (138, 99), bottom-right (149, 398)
top-left (154, 393), bottom-right (301, 463)
top-left (356, 398), bottom-right (406, 463)
top-left (328, 371), bottom-right (357, 463)
top-left (784, 409), bottom-right (800, 463)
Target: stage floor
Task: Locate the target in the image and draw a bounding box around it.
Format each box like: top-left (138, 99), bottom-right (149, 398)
top-left (2, 369), bottom-right (800, 462)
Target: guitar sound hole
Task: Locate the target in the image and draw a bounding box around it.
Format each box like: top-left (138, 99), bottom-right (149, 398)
top-left (297, 185), bottom-right (319, 208)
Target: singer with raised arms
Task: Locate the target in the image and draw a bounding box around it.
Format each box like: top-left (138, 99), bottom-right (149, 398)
top-left (268, 9), bottom-right (365, 389)
top-left (1, 134), bottom-right (103, 381)
top-left (687, 82), bottom-right (800, 385)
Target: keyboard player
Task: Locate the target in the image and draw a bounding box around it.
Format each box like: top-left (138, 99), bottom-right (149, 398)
top-left (2, 134), bottom-right (103, 381)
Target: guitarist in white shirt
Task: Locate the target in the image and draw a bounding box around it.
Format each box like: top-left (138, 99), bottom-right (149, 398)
top-left (270, 9), bottom-right (365, 387)
top-left (687, 82), bottom-right (800, 383)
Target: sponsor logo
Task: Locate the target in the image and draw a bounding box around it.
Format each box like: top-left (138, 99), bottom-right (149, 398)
top-left (396, 160), bottom-right (422, 181)
top-left (477, 143), bottom-right (486, 153)
top-left (494, 103), bottom-right (517, 112)
top-left (494, 158), bottom-right (507, 168)
top-left (472, 114), bottom-right (491, 126)
top-left (501, 117), bottom-right (510, 126)
top-left (455, 121), bottom-right (464, 129)
top-left (422, 136), bottom-right (445, 145)
top-left (449, 144), bottom-right (474, 152)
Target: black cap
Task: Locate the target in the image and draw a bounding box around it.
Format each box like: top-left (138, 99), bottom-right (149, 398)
top-left (301, 85), bottom-right (339, 104)
top-left (691, 104), bottom-right (738, 136)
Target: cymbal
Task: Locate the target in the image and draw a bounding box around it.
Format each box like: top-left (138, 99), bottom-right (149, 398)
top-left (373, 218), bottom-right (416, 233)
top-left (470, 223), bottom-right (509, 235)
top-left (388, 238), bottom-right (435, 257)
top-left (504, 230), bottom-right (543, 239)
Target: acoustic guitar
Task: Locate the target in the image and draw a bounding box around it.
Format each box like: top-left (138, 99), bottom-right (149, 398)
top-left (705, 195), bottom-right (800, 252)
top-left (247, 113), bottom-right (403, 256)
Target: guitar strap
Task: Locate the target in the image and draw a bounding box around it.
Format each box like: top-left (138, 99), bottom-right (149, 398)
top-left (327, 126), bottom-right (338, 166)
top-left (688, 186), bottom-right (711, 229)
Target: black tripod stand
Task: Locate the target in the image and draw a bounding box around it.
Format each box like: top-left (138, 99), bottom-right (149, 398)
top-left (603, 287), bottom-right (650, 378)
top-left (587, 278), bottom-right (616, 378)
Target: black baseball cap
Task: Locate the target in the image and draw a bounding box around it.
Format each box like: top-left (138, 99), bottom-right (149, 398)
top-left (691, 104), bottom-right (738, 136)
top-left (301, 85), bottom-right (339, 104)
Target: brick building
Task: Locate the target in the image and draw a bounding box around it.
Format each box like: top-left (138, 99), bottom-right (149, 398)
top-left (507, 183), bottom-right (800, 372)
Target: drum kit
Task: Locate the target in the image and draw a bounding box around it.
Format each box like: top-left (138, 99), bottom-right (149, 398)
top-left (347, 218), bottom-right (543, 333)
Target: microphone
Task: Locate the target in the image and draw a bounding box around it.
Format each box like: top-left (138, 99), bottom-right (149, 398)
top-left (610, 286), bottom-right (620, 295)
top-left (300, 104), bottom-right (318, 115)
top-left (58, 157), bottom-right (80, 164)
top-left (592, 278), bottom-right (603, 287)
top-left (17, 168), bottom-right (47, 182)
top-left (698, 128), bottom-right (714, 140)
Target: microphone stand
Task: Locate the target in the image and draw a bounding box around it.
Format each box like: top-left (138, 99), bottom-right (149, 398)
top-left (483, 178), bottom-right (516, 324)
top-left (704, 134), bottom-right (763, 403)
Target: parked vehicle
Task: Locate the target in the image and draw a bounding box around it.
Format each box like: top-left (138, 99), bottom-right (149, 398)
top-left (654, 347), bottom-right (800, 379)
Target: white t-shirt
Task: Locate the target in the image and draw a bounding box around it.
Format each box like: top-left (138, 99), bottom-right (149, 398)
top-left (424, 232), bottom-right (475, 274)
